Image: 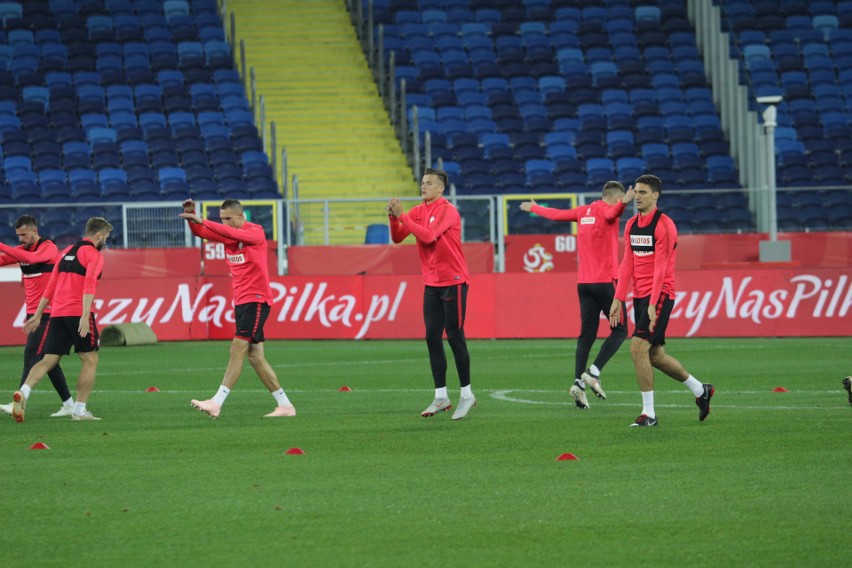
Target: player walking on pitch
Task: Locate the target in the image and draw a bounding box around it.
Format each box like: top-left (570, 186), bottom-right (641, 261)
top-left (520, 181), bottom-right (635, 409)
top-left (388, 168), bottom-right (476, 420)
top-left (608, 175), bottom-right (714, 427)
top-left (180, 198), bottom-right (295, 419)
top-left (0, 215), bottom-right (75, 417)
top-left (9, 217), bottom-right (113, 422)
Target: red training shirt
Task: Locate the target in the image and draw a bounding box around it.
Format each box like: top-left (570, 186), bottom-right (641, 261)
top-left (43, 238), bottom-right (104, 317)
top-left (531, 200), bottom-right (625, 283)
top-left (389, 197), bottom-right (470, 287)
top-left (0, 238), bottom-right (59, 314)
top-left (614, 208), bottom-right (678, 304)
top-left (189, 220), bottom-right (273, 305)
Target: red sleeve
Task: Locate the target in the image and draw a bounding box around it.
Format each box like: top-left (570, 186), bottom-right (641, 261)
top-left (200, 220), bottom-right (264, 244)
top-left (649, 217), bottom-right (674, 304)
top-left (41, 261), bottom-right (62, 302)
top-left (614, 220), bottom-right (634, 301)
top-left (0, 241), bottom-right (58, 265)
top-left (79, 246), bottom-right (104, 296)
top-left (529, 204), bottom-right (581, 222)
top-left (600, 201), bottom-right (626, 222)
top-left (400, 204), bottom-right (458, 244)
top-left (389, 215), bottom-right (410, 243)
top-left (188, 220), bottom-right (238, 244)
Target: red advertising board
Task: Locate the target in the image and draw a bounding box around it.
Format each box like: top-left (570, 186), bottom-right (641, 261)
top-left (504, 232), bottom-right (852, 272)
top-left (287, 243), bottom-right (494, 275)
top-left (504, 234), bottom-right (579, 272)
top-left (1, 267), bottom-right (849, 344)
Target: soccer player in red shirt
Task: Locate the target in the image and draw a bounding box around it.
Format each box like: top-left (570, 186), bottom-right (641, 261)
top-left (520, 181), bottom-right (635, 410)
top-left (0, 215), bottom-right (76, 417)
top-left (388, 168), bottom-right (476, 420)
top-left (608, 175), bottom-right (714, 427)
top-left (180, 198), bottom-right (295, 419)
top-left (10, 217), bottom-right (113, 423)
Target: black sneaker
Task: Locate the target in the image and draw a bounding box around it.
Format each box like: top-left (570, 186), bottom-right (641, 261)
top-left (630, 414), bottom-right (658, 427)
top-left (843, 377), bottom-right (852, 406)
top-left (696, 384), bottom-right (715, 421)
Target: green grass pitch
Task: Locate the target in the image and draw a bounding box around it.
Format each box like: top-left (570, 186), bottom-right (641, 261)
top-left (1, 337), bottom-right (850, 567)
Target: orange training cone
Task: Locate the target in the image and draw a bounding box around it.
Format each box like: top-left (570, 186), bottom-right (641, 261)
top-left (30, 442), bottom-right (50, 450)
top-left (556, 453), bottom-right (579, 461)
top-left (338, 386), bottom-right (352, 392)
top-left (285, 447), bottom-right (305, 455)
top-left (145, 386), bottom-right (160, 392)
top-left (773, 387), bottom-right (789, 393)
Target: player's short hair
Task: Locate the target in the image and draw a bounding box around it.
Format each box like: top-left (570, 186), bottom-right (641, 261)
top-left (423, 168), bottom-right (448, 188)
top-left (221, 199), bottom-right (243, 213)
top-left (85, 217), bottom-right (113, 236)
top-left (14, 215), bottom-right (38, 230)
top-left (602, 181), bottom-right (626, 199)
top-left (635, 174), bottom-right (663, 195)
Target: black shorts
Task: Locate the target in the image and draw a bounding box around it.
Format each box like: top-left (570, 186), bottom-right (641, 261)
top-left (632, 294), bottom-right (675, 346)
top-left (42, 314), bottom-right (100, 356)
top-left (423, 283), bottom-right (468, 334)
top-left (234, 302), bottom-right (270, 343)
top-left (26, 313), bottom-right (52, 356)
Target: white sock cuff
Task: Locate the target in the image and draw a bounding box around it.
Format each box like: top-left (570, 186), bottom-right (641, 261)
top-left (683, 376), bottom-right (705, 397)
top-left (272, 388), bottom-right (291, 407)
top-left (641, 390), bottom-right (655, 418)
top-left (212, 385), bottom-right (231, 405)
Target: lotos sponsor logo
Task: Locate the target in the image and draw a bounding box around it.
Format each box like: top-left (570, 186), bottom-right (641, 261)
top-left (630, 235), bottom-right (653, 247)
top-left (226, 253), bottom-right (245, 264)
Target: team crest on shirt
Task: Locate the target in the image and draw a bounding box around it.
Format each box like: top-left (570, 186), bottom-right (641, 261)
top-left (429, 215), bottom-right (436, 223)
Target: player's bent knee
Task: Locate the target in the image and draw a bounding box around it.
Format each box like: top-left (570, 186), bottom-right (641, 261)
top-left (79, 353), bottom-right (98, 367)
top-left (629, 338), bottom-right (649, 358)
top-left (246, 349), bottom-right (265, 365)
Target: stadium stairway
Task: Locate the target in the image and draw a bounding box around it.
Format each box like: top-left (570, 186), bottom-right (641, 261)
top-left (226, 0), bottom-right (416, 244)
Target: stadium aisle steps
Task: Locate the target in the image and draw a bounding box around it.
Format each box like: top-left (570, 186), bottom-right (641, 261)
top-left (227, 0), bottom-right (416, 244)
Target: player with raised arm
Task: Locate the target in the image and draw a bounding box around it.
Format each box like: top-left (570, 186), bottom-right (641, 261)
top-left (180, 198), bottom-right (295, 419)
top-left (0, 215), bottom-right (75, 417)
top-left (608, 175), bottom-right (714, 427)
top-left (10, 217), bottom-right (113, 422)
top-left (519, 182), bottom-right (635, 410)
top-left (387, 168), bottom-right (476, 420)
